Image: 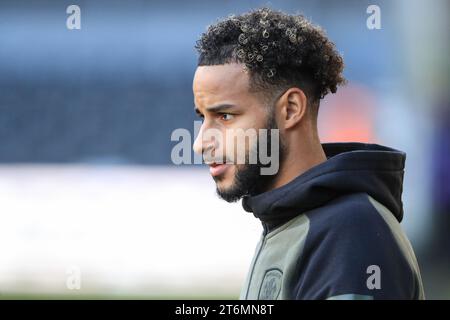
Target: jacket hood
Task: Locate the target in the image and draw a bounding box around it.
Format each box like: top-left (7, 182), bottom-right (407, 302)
top-left (242, 142), bottom-right (406, 231)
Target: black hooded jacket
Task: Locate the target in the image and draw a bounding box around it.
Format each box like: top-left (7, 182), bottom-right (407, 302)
top-left (239, 142), bottom-right (425, 300)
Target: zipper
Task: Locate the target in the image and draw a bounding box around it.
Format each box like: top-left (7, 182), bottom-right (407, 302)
top-left (245, 222), bottom-right (268, 299)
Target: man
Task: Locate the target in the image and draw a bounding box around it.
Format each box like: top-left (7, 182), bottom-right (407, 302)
top-left (192, 7), bottom-right (424, 300)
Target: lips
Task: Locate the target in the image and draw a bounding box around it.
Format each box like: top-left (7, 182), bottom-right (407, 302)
top-left (208, 163), bottom-right (231, 177)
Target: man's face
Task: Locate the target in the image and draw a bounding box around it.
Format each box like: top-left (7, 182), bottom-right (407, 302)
top-left (193, 63), bottom-right (282, 202)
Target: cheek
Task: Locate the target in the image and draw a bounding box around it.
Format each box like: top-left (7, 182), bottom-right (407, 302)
top-left (222, 129), bottom-right (259, 163)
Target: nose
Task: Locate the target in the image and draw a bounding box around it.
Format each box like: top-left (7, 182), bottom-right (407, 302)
top-left (193, 126), bottom-right (203, 156)
top-left (193, 123), bottom-right (210, 156)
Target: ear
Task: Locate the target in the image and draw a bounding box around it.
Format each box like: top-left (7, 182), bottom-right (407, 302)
top-left (278, 88), bottom-right (308, 130)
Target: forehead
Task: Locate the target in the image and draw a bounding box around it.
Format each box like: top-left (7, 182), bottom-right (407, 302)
top-left (193, 63), bottom-right (251, 105)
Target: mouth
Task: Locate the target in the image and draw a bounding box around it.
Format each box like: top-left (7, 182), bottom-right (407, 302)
top-left (208, 162), bottom-right (231, 177)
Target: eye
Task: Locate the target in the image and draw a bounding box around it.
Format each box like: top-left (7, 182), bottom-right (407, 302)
top-left (220, 113), bottom-right (234, 121)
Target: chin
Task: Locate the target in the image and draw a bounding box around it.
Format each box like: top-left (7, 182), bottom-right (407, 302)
top-left (214, 165), bottom-right (237, 188)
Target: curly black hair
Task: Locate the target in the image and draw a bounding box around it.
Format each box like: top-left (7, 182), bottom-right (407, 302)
top-left (195, 7), bottom-right (346, 109)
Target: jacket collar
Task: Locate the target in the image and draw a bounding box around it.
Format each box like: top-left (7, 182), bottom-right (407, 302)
top-left (242, 142), bottom-right (406, 233)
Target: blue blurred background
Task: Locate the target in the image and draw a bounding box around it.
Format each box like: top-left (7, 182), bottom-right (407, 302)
top-left (0, 0), bottom-right (449, 299)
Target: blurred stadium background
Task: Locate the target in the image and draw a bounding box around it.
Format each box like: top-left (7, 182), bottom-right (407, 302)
top-left (0, 0), bottom-right (449, 299)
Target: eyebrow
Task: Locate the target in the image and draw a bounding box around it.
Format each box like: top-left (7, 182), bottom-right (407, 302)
top-left (195, 103), bottom-right (236, 115)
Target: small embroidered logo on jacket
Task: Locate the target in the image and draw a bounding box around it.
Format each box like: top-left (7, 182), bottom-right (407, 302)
top-left (258, 269), bottom-right (283, 300)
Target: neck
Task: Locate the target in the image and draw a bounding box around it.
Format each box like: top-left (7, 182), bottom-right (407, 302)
top-left (268, 129), bottom-right (327, 191)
